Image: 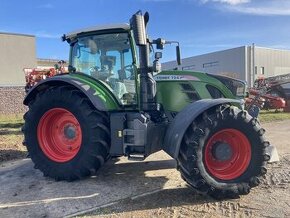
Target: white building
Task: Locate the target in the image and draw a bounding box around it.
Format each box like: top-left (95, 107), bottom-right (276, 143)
top-left (163, 45), bottom-right (290, 87)
top-left (0, 32), bottom-right (37, 86)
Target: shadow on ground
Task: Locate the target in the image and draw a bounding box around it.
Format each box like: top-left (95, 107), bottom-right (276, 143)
top-left (0, 130), bottom-right (22, 135)
top-left (0, 122), bottom-right (23, 136)
top-left (0, 149), bottom-right (27, 162)
top-left (0, 122), bottom-right (23, 129)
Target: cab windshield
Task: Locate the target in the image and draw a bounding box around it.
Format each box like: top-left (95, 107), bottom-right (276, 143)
top-left (71, 33), bottom-right (136, 105)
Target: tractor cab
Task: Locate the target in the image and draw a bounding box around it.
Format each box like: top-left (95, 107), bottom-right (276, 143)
top-left (64, 24), bottom-right (137, 105)
top-left (63, 16), bottom-right (181, 109)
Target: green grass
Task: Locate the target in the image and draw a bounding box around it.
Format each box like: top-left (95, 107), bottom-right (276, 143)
top-left (1, 111), bottom-right (290, 126)
top-left (259, 110), bottom-right (290, 123)
top-left (0, 113), bottom-right (26, 162)
top-left (0, 114), bottom-right (24, 126)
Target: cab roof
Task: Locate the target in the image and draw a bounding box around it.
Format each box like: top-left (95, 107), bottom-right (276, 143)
top-left (65, 23), bottom-right (130, 41)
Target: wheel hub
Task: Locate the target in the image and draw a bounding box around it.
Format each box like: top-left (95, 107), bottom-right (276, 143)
top-left (64, 125), bottom-right (77, 140)
top-left (212, 142), bottom-right (233, 161)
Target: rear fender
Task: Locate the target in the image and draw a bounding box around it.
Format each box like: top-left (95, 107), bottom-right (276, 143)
top-left (23, 74), bottom-right (121, 111)
top-left (163, 98), bottom-right (241, 159)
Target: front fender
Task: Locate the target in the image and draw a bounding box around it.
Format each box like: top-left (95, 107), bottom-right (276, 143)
top-left (162, 98), bottom-right (241, 158)
top-left (24, 73), bottom-right (121, 111)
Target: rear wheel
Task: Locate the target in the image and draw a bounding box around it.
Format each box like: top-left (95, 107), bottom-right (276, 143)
top-left (23, 86), bottom-right (110, 181)
top-left (178, 105), bottom-right (269, 199)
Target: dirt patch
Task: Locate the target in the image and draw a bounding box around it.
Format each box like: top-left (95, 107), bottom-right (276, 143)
top-left (79, 120), bottom-right (290, 217)
top-left (85, 156), bottom-right (290, 218)
top-left (261, 155), bottom-right (290, 190)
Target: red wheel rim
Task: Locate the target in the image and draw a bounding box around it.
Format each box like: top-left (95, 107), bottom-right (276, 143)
top-left (37, 108), bottom-right (82, 162)
top-left (204, 129), bottom-right (251, 180)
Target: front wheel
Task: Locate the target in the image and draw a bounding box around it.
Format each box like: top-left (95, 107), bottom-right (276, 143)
top-left (23, 86), bottom-right (110, 181)
top-left (178, 105), bottom-right (270, 199)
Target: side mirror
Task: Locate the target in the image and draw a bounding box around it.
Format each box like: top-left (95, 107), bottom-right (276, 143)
top-left (130, 11), bottom-right (147, 46)
top-left (155, 38), bottom-right (165, 50)
top-left (153, 52), bottom-right (162, 73)
top-left (155, 52), bottom-right (162, 59)
top-left (153, 60), bottom-right (162, 73)
top-left (176, 45), bottom-right (181, 65)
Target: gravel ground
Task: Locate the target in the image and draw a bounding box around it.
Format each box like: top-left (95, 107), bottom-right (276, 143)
top-left (83, 120), bottom-right (290, 218)
top-left (0, 86), bottom-right (27, 114)
top-left (0, 120), bottom-right (289, 218)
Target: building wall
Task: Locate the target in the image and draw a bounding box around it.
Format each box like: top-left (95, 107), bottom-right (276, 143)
top-left (163, 46), bottom-right (247, 80)
top-left (0, 32), bottom-right (36, 86)
top-left (254, 47), bottom-right (290, 77)
top-left (163, 45), bottom-right (290, 87)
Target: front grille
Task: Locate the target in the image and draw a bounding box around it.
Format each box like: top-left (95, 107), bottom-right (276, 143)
top-left (180, 83), bottom-right (200, 101)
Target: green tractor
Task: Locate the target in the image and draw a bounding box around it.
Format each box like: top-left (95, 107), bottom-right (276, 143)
top-left (22, 11), bottom-right (269, 199)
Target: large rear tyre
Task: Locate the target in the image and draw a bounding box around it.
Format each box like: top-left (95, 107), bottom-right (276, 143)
top-left (177, 105), bottom-right (269, 199)
top-left (22, 86), bottom-right (110, 181)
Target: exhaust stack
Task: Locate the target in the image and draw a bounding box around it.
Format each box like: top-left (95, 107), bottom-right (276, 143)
top-left (130, 11), bottom-right (158, 111)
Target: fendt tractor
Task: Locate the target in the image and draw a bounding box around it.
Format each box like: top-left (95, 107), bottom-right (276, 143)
top-left (22, 11), bottom-right (270, 199)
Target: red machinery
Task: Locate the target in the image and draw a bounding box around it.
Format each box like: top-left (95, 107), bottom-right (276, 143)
top-left (246, 73), bottom-right (290, 113)
top-left (24, 68), bottom-right (56, 93)
top-left (246, 89), bottom-right (286, 110)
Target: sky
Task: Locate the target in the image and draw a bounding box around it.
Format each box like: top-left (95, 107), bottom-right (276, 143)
top-left (1, 0), bottom-right (290, 62)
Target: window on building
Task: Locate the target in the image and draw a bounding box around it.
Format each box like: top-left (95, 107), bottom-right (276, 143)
top-left (206, 84), bottom-right (225, 99)
top-left (260, 67), bottom-right (265, 75)
top-left (255, 66), bottom-right (258, 75)
top-left (182, 65), bottom-right (195, 71)
top-left (203, 61), bottom-right (219, 68)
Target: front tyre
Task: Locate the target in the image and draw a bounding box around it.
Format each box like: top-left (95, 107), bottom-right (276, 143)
top-left (23, 86), bottom-right (110, 181)
top-left (178, 105), bottom-right (269, 199)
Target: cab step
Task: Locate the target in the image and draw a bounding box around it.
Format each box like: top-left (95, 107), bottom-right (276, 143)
top-left (128, 154), bottom-right (145, 161)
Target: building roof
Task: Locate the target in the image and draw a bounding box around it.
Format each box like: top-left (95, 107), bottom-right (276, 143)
top-left (254, 45), bottom-right (290, 52)
top-left (37, 58), bottom-right (68, 68)
top-left (37, 58), bottom-right (68, 63)
top-left (65, 23), bottom-right (130, 40)
top-left (164, 45), bottom-right (290, 65)
top-left (0, 32), bottom-right (34, 38)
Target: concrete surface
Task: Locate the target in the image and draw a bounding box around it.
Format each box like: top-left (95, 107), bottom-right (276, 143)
top-left (0, 152), bottom-right (181, 218)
